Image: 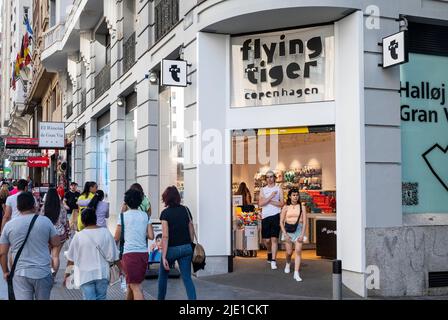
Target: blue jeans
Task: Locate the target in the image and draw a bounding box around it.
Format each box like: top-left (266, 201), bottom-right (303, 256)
top-left (158, 243), bottom-right (197, 300)
top-left (80, 279), bottom-right (109, 300)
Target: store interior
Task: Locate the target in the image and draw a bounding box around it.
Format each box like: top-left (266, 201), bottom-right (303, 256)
top-left (232, 126), bottom-right (336, 264)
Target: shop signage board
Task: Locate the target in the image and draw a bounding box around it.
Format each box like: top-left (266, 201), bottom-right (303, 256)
top-left (231, 25), bottom-right (335, 107)
top-left (161, 59), bottom-right (187, 87)
top-left (382, 31), bottom-right (408, 68)
top-left (39, 122), bottom-right (65, 148)
top-left (5, 137), bottom-right (39, 149)
top-left (9, 153), bottom-right (42, 162)
top-left (401, 53), bottom-right (448, 213)
top-left (27, 156), bottom-right (50, 167)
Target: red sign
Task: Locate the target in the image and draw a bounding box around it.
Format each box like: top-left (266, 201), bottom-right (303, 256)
top-left (27, 156), bottom-right (50, 168)
top-left (5, 137), bottom-right (39, 149)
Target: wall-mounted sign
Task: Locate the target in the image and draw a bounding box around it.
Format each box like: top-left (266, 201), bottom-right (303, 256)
top-left (231, 25), bottom-right (335, 107)
top-left (27, 156), bottom-right (50, 168)
top-left (161, 59), bottom-right (187, 87)
top-left (39, 122), bottom-right (65, 148)
top-left (401, 53), bottom-right (448, 213)
top-left (5, 137), bottom-right (39, 149)
top-left (382, 30), bottom-right (408, 68)
top-left (9, 153), bottom-right (42, 162)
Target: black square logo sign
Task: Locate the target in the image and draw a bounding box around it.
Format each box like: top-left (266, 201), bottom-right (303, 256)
top-left (382, 31), bottom-right (408, 68)
top-left (161, 59), bottom-right (187, 87)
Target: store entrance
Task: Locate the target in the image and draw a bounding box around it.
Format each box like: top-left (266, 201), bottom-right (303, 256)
top-left (231, 126), bottom-right (336, 280)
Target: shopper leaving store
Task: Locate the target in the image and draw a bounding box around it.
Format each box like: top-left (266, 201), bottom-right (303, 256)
top-left (40, 188), bottom-right (70, 276)
top-left (1, 179), bottom-right (28, 232)
top-left (114, 189), bottom-right (154, 300)
top-left (64, 208), bottom-right (119, 300)
top-left (75, 182), bottom-right (97, 231)
top-left (0, 192), bottom-right (60, 300)
top-left (259, 170), bottom-right (284, 270)
top-left (158, 186), bottom-right (197, 300)
top-left (280, 188), bottom-right (307, 281)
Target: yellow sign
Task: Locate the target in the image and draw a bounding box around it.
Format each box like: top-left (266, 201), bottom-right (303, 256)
top-left (257, 127), bottom-right (309, 135)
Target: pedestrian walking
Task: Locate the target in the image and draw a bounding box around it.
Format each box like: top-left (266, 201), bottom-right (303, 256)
top-left (129, 183), bottom-right (152, 217)
top-left (63, 182), bottom-right (80, 237)
top-left (79, 190), bottom-right (109, 228)
top-left (259, 170), bottom-right (284, 270)
top-left (75, 181), bottom-right (97, 231)
top-left (1, 179), bottom-right (28, 232)
top-left (157, 186), bottom-right (197, 300)
top-left (9, 180), bottom-right (18, 196)
top-left (280, 188), bottom-right (307, 282)
top-left (40, 188), bottom-right (70, 277)
top-left (0, 184), bottom-right (9, 233)
top-left (27, 176), bottom-right (33, 191)
top-left (0, 192), bottom-right (60, 300)
top-left (114, 189), bottom-right (154, 300)
top-left (64, 208), bottom-right (119, 300)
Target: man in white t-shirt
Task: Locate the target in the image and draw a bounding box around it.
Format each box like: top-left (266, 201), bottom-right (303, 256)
top-left (258, 170), bottom-right (284, 270)
top-left (1, 179), bottom-right (28, 233)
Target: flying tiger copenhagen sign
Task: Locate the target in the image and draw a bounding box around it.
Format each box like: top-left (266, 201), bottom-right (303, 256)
top-left (231, 25), bottom-right (335, 107)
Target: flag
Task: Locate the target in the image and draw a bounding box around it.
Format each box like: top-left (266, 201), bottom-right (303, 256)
top-left (15, 54), bottom-right (22, 78)
top-left (24, 15), bottom-right (33, 37)
top-left (10, 69), bottom-right (16, 90)
top-left (22, 33), bottom-right (32, 66)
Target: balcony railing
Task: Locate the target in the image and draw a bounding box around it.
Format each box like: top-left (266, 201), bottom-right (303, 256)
top-left (95, 64), bottom-right (111, 100)
top-left (66, 102), bottom-right (73, 119)
top-left (155, 0), bottom-right (179, 42)
top-left (81, 90), bottom-right (87, 112)
top-left (43, 22), bottom-right (66, 50)
top-left (123, 32), bottom-right (136, 74)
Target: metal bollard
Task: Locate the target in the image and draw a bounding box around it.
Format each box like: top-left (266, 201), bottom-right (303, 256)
top-left (332, 259), bottom-right (342, 300)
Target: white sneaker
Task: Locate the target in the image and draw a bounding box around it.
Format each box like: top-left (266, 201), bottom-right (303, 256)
top-left (294, 271), bottom-right (302, 282)
top-left (271, 260), bottom-right (277, 270)
top-left (284, 263), bottom-right (291, 273)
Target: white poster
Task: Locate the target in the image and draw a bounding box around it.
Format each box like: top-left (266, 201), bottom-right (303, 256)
top-left (39, 122), bottom-right (65, 148)
top-left (231, 25), bottom-right (335, 107)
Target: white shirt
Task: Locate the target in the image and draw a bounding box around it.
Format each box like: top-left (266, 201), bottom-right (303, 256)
top-left (261, 185), bottom-right (282, 218)
top-left (5, 191), bottom-right (23, 220)
top-left (66, 228), bottom-right (119, 287)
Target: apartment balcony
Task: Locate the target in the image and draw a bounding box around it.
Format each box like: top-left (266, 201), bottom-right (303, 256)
top-left (155, 0), bottom-right (179, 42)
top-left (41, 0), bottom-right (104, 72)
top-left (81, 89), bottom-right (87, 112)
top-left (95, 64), bottom-right (111, 100)
top-left (43, 23), bottom-right (66, 51)
top-left (123, 32), bottom-right (136, 74)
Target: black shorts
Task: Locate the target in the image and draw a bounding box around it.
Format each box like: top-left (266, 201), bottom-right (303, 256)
top-left (262, 214), bottom-right (280, 239)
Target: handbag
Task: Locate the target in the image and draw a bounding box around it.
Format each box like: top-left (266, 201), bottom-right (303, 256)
top-left (284, 204), bottom-right (302, 233)
top-left (119, 212), bottom-right (125, 260)
top-left (84, 232), bottom-right (121, 286)
top-left (7, 214), bottom-right (39, 300)
top-left (185, 206), bottom-right (206, 265)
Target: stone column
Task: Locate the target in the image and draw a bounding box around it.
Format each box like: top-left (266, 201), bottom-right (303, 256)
top-left (84, 120), bottom-right (97, 182)
top-left (109, 100), bottom-right (126, 226)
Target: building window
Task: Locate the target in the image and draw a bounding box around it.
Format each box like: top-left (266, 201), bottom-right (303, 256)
top-left (154, 0), bottom-right (179, 42)
top-left (97, 111), bottom-right (111, 198)
top-left (159, 86), bottom-right (184, 206)
top-left (125, 92), bottom-right (138, 189)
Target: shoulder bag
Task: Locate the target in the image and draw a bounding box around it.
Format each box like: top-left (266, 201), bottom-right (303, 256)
top-left (184, 206), bottom-right (205, 265)
top-left (7, 214), bottom-right (39, 300)
top-left (284, 204), bottom-right (302, 233)
top-left (119, 212), bottom-right (125, 260)
top-left (84, 231), bottom-right (121, 286)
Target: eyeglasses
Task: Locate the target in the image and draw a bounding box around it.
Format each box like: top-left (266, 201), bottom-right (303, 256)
top-left (266, 175), bottom-right (274, 178)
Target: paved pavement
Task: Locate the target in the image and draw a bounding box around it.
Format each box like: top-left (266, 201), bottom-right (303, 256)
top-left (2, 247), bottom-right (448, 300)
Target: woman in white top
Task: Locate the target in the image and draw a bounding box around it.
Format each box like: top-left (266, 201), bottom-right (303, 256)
top-left (280, 188), bottom-right (307, 282)
top-left (64, 208), bottom-right (119, 300)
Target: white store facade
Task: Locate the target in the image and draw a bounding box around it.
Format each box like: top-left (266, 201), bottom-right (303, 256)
top-left (40, 0), bottom-right (448, 297)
